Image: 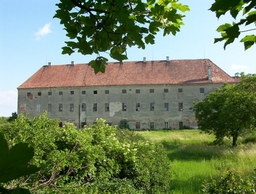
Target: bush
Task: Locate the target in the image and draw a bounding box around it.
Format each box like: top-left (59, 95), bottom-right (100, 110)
top-left (0, 113), bottom-right (171, 193)
top-left (202, 169), bottom-right (255, 194)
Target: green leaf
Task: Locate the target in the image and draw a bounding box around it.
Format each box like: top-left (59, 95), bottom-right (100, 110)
top-left (61, 46), bottom-right (74, 55)
top-left (144, 34), bottom-right (155, 44)
top-left (0, 133), bottom-right (39, 183)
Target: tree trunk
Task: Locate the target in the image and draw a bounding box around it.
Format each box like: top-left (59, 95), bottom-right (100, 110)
top-left (232, 134), bottom-right (238, 147)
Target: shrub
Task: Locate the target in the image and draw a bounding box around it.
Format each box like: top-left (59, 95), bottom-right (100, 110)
top-left (202, 169), bottom-right (255, 194)
top-left (0, 113), bottom-right (171, 193)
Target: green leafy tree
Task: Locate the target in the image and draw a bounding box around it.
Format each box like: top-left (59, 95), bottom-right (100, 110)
top-left (54, 0), bottom-right (189, 73)
top-left (192, 75), bottom-right (256, 147)
top-left (0, 113), bottom-right (171, 193)
top-left (210, 0), bottom-right (256, 50)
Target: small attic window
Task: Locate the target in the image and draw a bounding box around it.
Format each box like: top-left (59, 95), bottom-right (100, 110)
top-left (70, 91), bottom-right (74, 95)
top-left (82, 91), bottom-right (86, 95)
top-left (59, 91), bottom-right (63, 95)
top-left (27, 92), bottom-right (31, 97)
top-left (38, 92), bottom-right (41, 96)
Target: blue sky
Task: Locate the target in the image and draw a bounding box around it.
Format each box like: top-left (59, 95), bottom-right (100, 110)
top-left (0, 0), bottom-right (255, 117)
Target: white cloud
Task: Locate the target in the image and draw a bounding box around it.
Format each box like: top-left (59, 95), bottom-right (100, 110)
top-left (0, 90), bottom-right (17, 117)
top-left (35, 23), bottom-right (51, 40)
top-left (231, 64), bottom-right (248, 70)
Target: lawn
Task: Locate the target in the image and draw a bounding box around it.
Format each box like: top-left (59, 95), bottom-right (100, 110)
top-left (136, 130), bottom-right (256, 194)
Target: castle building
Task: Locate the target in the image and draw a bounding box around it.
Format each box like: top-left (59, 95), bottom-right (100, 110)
top-left (18, 58), bottom-right (236, 129)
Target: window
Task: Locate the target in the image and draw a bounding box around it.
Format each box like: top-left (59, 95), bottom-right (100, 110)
top-left (82, 103), bottom-right (86, 112)
top-left (200, 88), bottom-right (205, 93)
top-left (150, 103), bottom-right (154, 111)
top-left (164, 89), bottom-right (168, 93)
top-left (136, 89), bottom-right (140, 94)
top-left (70, 103), bottom-right (74, 112)
top-left (36, 104), bottom-right (41, 112)
top-left (136, 103), bottom-right (140, 111)
top-left (27, 92), bottom-right (31, 97)
top-left (93, 90), bottom-right (97, 94)
top-left (179, 122), bottom-right (183, 129)
top-left (38, 92), bottom-right (41, 96)
top-left (82, 91), bottom-right (86, 95)
top-left (105, 103), bottom-right (109, 112)
top-left (93, 103), bottom-right (97, 112)
top-left (59, 91), bottom-right (63, 95)
top-left (149, 89), bottom-right (154, 93)
top-left (122, 103), bottom-right (127, 111)
top-left (164, 122), bottom-right (169, 129)
top-left (164, 103), bottom-right (169, 111)
top-left (178, 102), bottom-right (183, 111)
top-left (136, 122), bottom-right (140, 129)
top-left (178, 88), bottom-right (183, 93)
top-left (48, 104), bottom-right (52, 112)
top-left (59, 104), bottom-right (63, 112)
top-left (105, 90), bottom-right (109, 94)
top-left (122, 89), bottom-right (127, 94)
top-left (150, 122), bottom-right (154, 129)
top-left (70, 91), bottom-right (74, 95)
top-left (48, 91), bottom-right (52, 96)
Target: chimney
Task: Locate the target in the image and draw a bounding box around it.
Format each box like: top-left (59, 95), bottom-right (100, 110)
top-left (48, 62), bottom-right (51, 66)
top-left (208, 65), bottom-right (212, 81)
top-left (71, 61), bottom-right (74, 65)
top-left (166, 56), bottom-right (169, 61)
top-left (143, 57), bottom-right (146, 63)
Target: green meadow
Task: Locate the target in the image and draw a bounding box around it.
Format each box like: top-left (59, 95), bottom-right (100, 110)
top-left (136, 130), bottom-right (256, 194)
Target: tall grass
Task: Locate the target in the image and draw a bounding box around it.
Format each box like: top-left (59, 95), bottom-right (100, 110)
top-left (136, 130), bottom-right (256, 194)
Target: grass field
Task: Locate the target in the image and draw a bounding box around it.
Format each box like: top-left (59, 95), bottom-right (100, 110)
top-left (136, 130), bottom-right (256, 194)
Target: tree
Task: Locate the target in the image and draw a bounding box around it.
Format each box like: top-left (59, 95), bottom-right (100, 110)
top-left (54, 0), bottom-right (189, 73)
top-left (210, 0), bottom-right (256, 50)
top-left (192, 75), bottom-right (256, 147)
top-left (0, 113), bottom-right (171, 193)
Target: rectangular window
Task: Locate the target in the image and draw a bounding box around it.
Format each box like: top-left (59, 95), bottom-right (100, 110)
top-left (105, 90), bottom-right (109, 94)
top-left (164, 89), bottom-right (168, 93)
top-left (48, 91), bottom-right (52, 96)
top-left (122, 103), bottom-right (127, 111)
top-left (164, 103), bottom-right (169, 111)
top-left (179, 122), bottom-right (183, 129)
top-left (82, 103), bottom-right (86, 112)
top-left (82, 91), bottom-right (86, 95)
top-left (48, 104), bottom-right (52, 112)
top-left (178, 102), bottom-right (183, 111)
top-left (59, 91), bottom-right (63, 95)
top-left (149, 89), bottom-right (154, 93)
top-left (150, 122), bottom-right (154, 129)
top-left (93, 103), bottom-right (97, 112)
top-left (150, 102), bottom-right (154, 111)
top-left (105, 103), bottom-right (109, 112)
top-left (200, 88), bottom-right (205, 93)
top-left (164, 122), bottom-right (169, 129)
top-left (70, 91), bottom-right (74, 95)
top-left (70, 103), bottom-right (74, 112)
top-left (178, 88), bottom-right (183, 93)
top-left (122, 89), bottom-right (126, 94)
top-left (93, 90), bottom-right (97, 94)
top-left (59, 104), bottom-right (63, 112)
top-left (136, 103), bottom-right (140, 111)
top-left (38, 92), bottom-right (41, 96)
top-left (136, 122), bottom-right (140, 129)
top-left (136, 89), bottom-right (140, 94)
top-left (36, 104), bottom-right (41, 112)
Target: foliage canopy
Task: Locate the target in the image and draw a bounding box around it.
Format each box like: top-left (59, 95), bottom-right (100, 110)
top-left (192, 75), bottom-right (256, 147)
top-left (210, 0), bottom-right (256, 50)
top-left (0, 113), bottom-right (171, 193)
top-left (54, 0), bottom-right (189, 73)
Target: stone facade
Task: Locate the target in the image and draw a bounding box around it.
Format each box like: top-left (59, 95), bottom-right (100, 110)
top-left (17, 59), bottom-right (237, 129)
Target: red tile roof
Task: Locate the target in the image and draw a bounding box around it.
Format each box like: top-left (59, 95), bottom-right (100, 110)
top-left (18, 59), bottom-right (236, 89)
